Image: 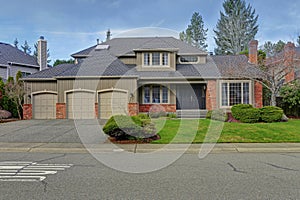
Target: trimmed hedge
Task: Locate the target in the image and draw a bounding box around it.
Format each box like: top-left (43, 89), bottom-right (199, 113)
top-left (103, 115), bottom-right (157, 140)
top-left (137, 113), bottom-right (150, 120)
top-left (260, 106), bottom-right (283, 123)
top-left (239, 108), bottom-right (261, 123)
top-left (206, 109), bottom-right (228, 122)
top-left (231, 104), bottom-right (253, 120)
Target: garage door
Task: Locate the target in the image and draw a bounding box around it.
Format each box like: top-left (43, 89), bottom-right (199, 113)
top-left (67, 91), bottom-right (95, 119)
top-left (33, 93), bottom-right (57, 119)
top-left (99, 90), bottom-right (128, 119)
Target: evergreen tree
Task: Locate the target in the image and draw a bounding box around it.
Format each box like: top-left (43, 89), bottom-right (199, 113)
top-left (21, 40), bottom-right (31, 55)
top-left (214, 0), bottom-right (259, 55)
top-left (180, 12), bottom-right (208, 50)
top-left (297, 35), bottom-right (300, 47)
top-left (13, 38), bottom-right (19, 49)
top-left (261, 40), bottom-right (286, 57)
top-left (53, 59), bottom-right (75, 67)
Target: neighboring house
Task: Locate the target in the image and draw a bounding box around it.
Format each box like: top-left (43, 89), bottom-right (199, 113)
top-left (22, 37), bottom-right (263, 119)
top-left (0, 36), bottom-right (48, 81)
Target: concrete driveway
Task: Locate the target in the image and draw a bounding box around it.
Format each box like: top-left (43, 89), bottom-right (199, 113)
top-left (0, 120), bottom-right (107, 144)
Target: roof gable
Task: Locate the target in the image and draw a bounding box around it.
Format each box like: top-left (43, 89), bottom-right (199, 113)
top-left (0, 42), bottom-right (39, 67)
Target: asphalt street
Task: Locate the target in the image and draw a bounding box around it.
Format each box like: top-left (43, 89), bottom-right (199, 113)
top-left (0, 152), bottom-right (299, 200)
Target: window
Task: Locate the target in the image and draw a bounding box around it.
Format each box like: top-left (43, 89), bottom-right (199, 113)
top-left (143, 52), bottom-right (169, 66)
top-left (143, 85), bottom-right (169, 104)
top-left (144, 53), bottom-right (150, 66)
top-left (221, 81), bottom-right (251, 107)
top-left (180, 56), bottom-right (198, 63)
top-left (162, 53), bottom-right (169, 66)
top-left (21, 72), bottom-right (31, 77)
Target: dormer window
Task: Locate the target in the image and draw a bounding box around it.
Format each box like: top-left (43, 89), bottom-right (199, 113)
top-left (179, 55), bottom-right (199, 63)
top-left (143, 52), bottom-right (169, 67)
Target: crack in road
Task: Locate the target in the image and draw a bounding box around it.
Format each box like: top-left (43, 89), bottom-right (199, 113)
top-left (265, 163), bottom-right (299, 172)
top-left (35, 154), bottom-right (67, 163)
top-left (227, 162), bottom-right (247, 174)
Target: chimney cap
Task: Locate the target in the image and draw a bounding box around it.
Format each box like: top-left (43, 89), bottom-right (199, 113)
top-left (39, 36), bottom-right (45, 40)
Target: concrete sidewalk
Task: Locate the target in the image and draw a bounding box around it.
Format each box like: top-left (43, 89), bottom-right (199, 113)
top-left (1, 142), bottom-right (300, 154)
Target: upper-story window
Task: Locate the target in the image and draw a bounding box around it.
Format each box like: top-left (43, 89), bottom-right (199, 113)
top-left (179, 55), bottom-right (198, 63)
top-left (143, 52), bottom-right (169, 66)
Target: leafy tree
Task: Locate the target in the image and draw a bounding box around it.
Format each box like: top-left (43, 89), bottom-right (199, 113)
top-left (21, 40), bottom-right (31, 55)
top-left (33, 42), bottom-right (51, 63)
top-left (214, 0), bottom-right (259, 55)
top-left (280, 80), bottom-right (300, 108)
top-left (180, 12), bottom-right (208, 50)
top-left (53, 59), bottom-right (75, 67)
top-left (13, 38), bottom-right (19, 49)
top-left (297, 35), bottom-right (300, 47)
top-left (261, 40), bottom-right (286, 57)
top-left (4, 71), bottom-right (25, 119)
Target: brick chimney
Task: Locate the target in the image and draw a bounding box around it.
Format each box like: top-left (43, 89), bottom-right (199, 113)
top-left (37, 36), bottom-right (47, 71)
top-left (106, 29), bottom-right (111, 42)
top-left (284, 42), bottom-right (296, 82)
top-left (248, 40), bottom-right (258, 65)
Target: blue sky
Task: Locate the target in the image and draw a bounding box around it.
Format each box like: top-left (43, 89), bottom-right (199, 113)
top-left (1, 0), bottom-right (300, 64)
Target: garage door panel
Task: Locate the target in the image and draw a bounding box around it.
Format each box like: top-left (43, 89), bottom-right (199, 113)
top-left (67, 91), bottom-right (95, 119)
top-left (33, 93), bottom-right (57, 119)
top-left (99, 91), bottom-right (128, 119)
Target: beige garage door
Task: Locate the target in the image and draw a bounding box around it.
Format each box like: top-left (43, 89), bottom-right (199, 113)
top-left (67, 91), bottom-right (95, 119)
top-left (33, 93), bottom-right (57, 119)
top-left (99, 90), bottom-right (128, 119)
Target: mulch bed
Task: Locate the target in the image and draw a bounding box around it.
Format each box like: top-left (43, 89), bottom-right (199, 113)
top-left (0, 118), bottom-right (19, 123)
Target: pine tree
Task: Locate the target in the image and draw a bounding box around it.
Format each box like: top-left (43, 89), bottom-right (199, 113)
top-left (13, 38), bottom-right (19, 49)
top-left (296, 35), bottom-right (300, 47)
top-left (214, 0), bottom-right (259, 55)
top-left (180, 12), bottom-right (208, 50)
top-left (21, 40), bottom-right (31, 55)
top-left (262, 40), bottom-right (286, 57)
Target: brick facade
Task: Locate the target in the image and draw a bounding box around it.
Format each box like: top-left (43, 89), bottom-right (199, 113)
top-left (206, 80), bottom-right (217, 111)
top-left (23, 104), bottom-right (32, 120)
top-left (56, 103), bottom-right (66, 119)
top-left (139, 104), bottom-right (176, 113)
top-left (95, 103), bottom-right (99, 118)
top-left (254, 81), bottom-right (263, 108)
top-left (128, 103), bottom-right (139, 116)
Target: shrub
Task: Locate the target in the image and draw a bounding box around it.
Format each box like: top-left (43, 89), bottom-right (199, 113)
top-left (149, 111), bottom-right (167, 118)
top-left (167, 113), bottom-right (177, 118)
top-left (260, 106), bottom-right (284, 123)
top-left (137, 113), bottom-right (150, 120)
top-left (206, 109), bottom-right (228, 122)
top-left (238, 108), bottom-right (261, 123)
top-left (231, 104), bottom-right (253, 120)
top-left (103, 115), bottom-right (157, 140)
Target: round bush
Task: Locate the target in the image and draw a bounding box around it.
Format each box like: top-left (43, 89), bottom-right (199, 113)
top-left (231, 104), bottom-right (253, 120)
top-left (137, 113), bottom-right (150, 120)
top-left (238, 108), bottom-right (261, 123)
top-left (260, 106), bottom-right (283, 123)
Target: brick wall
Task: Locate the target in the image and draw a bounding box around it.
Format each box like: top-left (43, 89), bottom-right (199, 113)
top-left (254, 81), bottom-right (263, 108)
top-left (139, 104), bottom-right (176, 113)
top-left (206, 80), bottom-right (217, 110)
top-left (95, 103), bottom-right (98, 118)
top-left (23, 104), bottom-right (32, 120)
top-left (128, 103), bottom-right (139, 116)
top-left (56, 103), bottom-right (66, 119)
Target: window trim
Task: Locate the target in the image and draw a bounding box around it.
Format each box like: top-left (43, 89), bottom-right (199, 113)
top-left (219, 80), bottom-right (252, 108)
top-left (142, 52), bottom-right (170, 67)
top-left (142, 85), bottom-right (170, 104)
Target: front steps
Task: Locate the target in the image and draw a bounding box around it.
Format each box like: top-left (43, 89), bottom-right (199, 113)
top-left (176, 110), bottom-right (208, 118)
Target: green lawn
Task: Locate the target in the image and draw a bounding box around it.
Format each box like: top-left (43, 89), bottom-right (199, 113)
top-left (151, 119), bottom-right (300, 144)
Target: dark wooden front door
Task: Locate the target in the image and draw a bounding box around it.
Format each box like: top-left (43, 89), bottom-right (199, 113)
top-left (176, 84), bottom-right (206, 110)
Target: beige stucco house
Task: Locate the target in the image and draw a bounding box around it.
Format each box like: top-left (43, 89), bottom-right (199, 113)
top-left (22, 37), bottom-right (263, 119)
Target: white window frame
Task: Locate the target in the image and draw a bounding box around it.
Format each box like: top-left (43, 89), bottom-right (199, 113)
top-left (142, 85), bottom-right (170, 104)
top-left (142, 52), bottom-right (170, 67)
top-left (219, 80), bottom-right (252, 108)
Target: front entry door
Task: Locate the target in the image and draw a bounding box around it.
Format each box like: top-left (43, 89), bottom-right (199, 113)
top-left (176, 84), bottom-right (206, 110)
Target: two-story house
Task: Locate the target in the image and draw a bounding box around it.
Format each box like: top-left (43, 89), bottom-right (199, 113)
top-left (0, 37), bottom-right (48, 81)
top-left (22, 37), bottom-right (263, 119)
